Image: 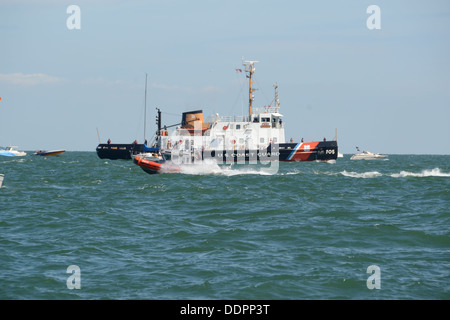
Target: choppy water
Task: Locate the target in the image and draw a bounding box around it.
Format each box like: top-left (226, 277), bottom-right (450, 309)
top-left (0, 153), bottom-right (449, 300)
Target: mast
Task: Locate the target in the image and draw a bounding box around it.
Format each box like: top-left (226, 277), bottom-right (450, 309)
top-left (156, 108), bottom-right (161, 148)
top-left (243, 60), bottom-right (258, 117)
top-left (270, 83), bottom-right (280, 113)
top-left (144, 73), bottom-right (148, 143)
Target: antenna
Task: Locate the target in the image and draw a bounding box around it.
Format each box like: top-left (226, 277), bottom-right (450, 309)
top-left (144, 73), bottom-right (148, 143)
top-left (269, 83), bottom-right (280, 112)
top-left (243, 60), bottom-right (259, 117)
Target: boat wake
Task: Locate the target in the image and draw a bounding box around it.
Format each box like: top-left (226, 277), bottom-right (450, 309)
top-left (174, 159), bottom-right (276, 176)
top-left (339, 168), bottom-right (450, 179)
top-left (315, 159), bottom-right (336, 164)
top-left (341, 170), bottom-right (382, 179)
top-left (390, 168), bottom-right (450, 178)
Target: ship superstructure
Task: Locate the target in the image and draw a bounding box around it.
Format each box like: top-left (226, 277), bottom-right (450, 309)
top-left (154, 61), bottom-right (337, 165)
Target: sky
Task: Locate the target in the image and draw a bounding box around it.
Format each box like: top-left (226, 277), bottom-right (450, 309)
top-left (0, 0), bottom-right (449, 154)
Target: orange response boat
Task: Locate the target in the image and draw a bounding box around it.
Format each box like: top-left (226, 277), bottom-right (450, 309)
top-left (133, 154), bottom-right (181, 174)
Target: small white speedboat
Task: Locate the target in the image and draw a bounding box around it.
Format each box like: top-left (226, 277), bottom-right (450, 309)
top-left (0, 173), bottom-right (4, 188)
top-left (350, 150), bottom-right (387, 160)
top-left (0, 146), bottom-right (26, 157)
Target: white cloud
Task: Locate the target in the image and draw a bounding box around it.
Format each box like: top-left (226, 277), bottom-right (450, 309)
top-left (0, 73), bottom-right (65, 86)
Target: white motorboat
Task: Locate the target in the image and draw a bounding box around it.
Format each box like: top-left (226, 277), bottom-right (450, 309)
top-left (0, 173), bottom-right (4, 188)
top-left (0, 146), bottom-right (27, 157)
top-left (350, 148), bottom-right (387, 160)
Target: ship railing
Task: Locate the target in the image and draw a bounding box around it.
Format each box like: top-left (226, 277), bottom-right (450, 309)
top-left (206, 115), bottom-right (284, 129)
top-left (253, 106), bottom-right (279, 114)
top-left (208, 115), bottom-right (250, 123)
top-left (272, 122), bottom-right (283, 129)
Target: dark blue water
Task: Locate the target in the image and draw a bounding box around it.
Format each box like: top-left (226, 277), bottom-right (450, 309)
top-left (1, 153), bottom-right (449, 299)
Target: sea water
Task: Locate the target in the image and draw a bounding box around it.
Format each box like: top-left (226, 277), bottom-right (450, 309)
top-left (0, 153), bottom-right (449, 299)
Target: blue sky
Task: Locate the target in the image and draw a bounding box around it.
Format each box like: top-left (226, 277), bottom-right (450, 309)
top-left (1, 0), bottom-right (449, 154)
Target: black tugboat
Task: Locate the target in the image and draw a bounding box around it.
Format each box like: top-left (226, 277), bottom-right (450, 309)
top-left (96, 73), bottom-right (156, 160)
top-left (96, 142), bottom-right (152, 160)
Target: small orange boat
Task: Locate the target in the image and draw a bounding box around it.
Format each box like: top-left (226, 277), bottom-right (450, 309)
top-left (133, 155), bottom-right (181, 174)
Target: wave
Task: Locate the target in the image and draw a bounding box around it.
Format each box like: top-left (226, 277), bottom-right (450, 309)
top-left (340, 170), bottom-right (382, 178)
top-left (339, 168), bottom-right (450, 179)
top-left (390, 168), bottom-right (450, 178)
top-left (314, 159), bottom-right (336, 164)
top-left (284, 169), bottom-right (302, 175)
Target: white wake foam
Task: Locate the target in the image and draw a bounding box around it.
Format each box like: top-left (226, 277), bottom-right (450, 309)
top-left (391, 168), bottom-right (450, 178)
top-left (177, 159), bottom-right (275, 176)
top-left (339, 168), bottom-right (450, 179)
top-left (340, 170), bottom-right (382, 178)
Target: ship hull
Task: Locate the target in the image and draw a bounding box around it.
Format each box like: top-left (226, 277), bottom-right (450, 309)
top-left (96, 144), bottom-right (148, 160)
top-left (279, 141), bottom-right (338, 161)
top-left (135, 141), bottom-right (337, 175)
top-left (164, 141), bottom-right (338, 163)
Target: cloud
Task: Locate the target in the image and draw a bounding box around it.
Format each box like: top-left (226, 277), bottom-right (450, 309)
top-left (0, 73), bottom-right (65, 86)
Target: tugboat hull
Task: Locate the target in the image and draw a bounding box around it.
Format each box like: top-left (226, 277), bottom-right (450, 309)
top-left (96, 144), bottom-right (150, 160)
